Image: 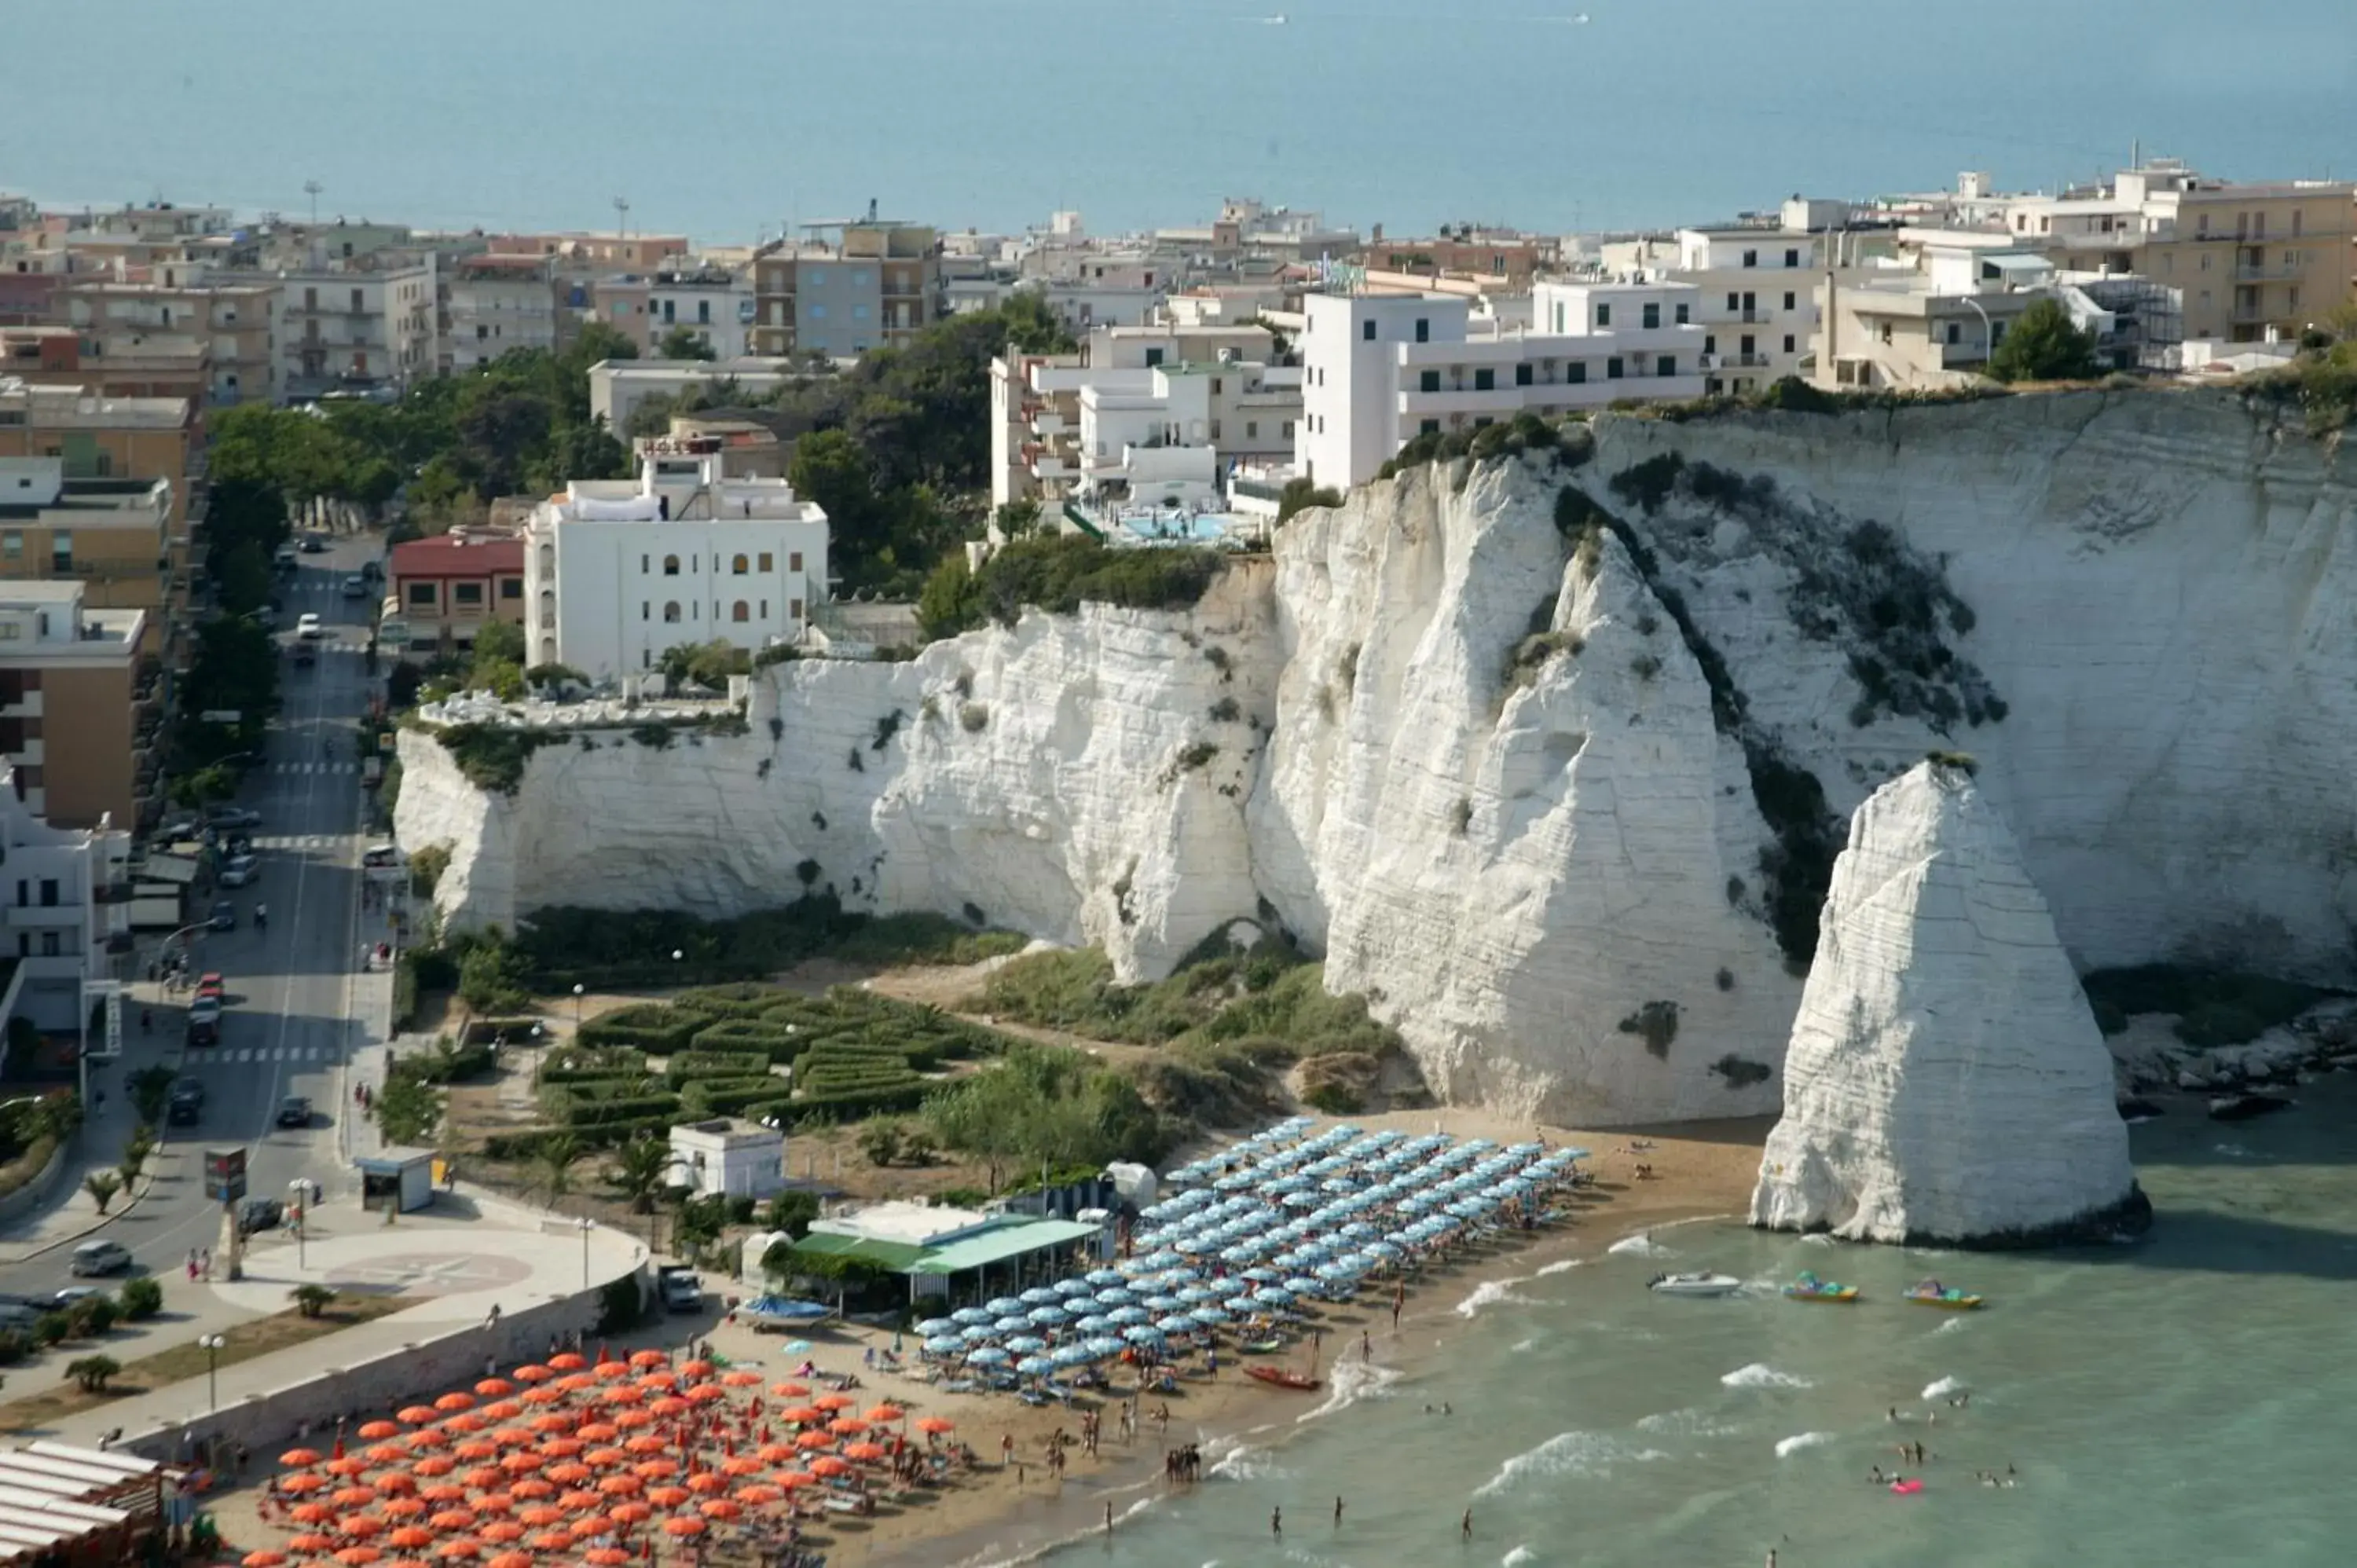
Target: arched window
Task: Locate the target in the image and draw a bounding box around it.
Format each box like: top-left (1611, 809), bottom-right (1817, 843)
top-left (537, 544), bottom-right (554, 575)
top-left (538, 636), bottom-right (556, 662)
top-left (662, 554), bottom-right (680, 577)
top-left (731, 554), bottom-right (750, 575)
top-left (662, 601), bottom-right (682, 623)
top-left (731, 600), bottom-right (750, 623)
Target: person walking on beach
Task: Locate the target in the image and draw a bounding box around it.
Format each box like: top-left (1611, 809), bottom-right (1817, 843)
top-left (1270, 1505), bottom-right (1281, 1538)
top-left (1461, 1507), bottom-right (1473, 1541)
top-left (1104, 1501), bottom-right (1114, 1536)
top-left (1334, 1495), bottom-right (1343, 1526)
top-left (1362, 1330), bottom-right (1373, 1363)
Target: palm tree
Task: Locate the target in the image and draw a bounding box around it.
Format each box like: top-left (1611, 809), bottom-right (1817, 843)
top-left (290, 1284), bottom-right (335, 1319)
top-left (535, 1134), bottom-right (584, 1205)
top-left (603, 1135), bottom-right (671, 1214)
top-left (82, 1172), bottom-right (122, 1214)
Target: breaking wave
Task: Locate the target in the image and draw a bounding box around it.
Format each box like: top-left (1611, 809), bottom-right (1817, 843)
top-left (1721, 1362), bottom-right (1813, 1390)
top-left (1473, 1431), bottom-right (1667, 1497)
top-left (1776, 1431), bottom-right (1835, 1458)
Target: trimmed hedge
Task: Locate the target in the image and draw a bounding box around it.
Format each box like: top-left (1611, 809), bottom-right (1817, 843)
top-left (553, 1093), bottom-right (680, 1127)
top-left (580, 1005), bottom-right (709, 1053)
top-left (666, 1051), bottom-right (783, 1087)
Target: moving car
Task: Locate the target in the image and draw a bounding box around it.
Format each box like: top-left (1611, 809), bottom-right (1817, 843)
top-left (658, 1265), bottom-right (704, 1313)
top-left (166, 1080), bottom-right (206, 1127)
top-left (195, 971), bottom-right (225, 999)
top-left (207, 899), bottom-right (237, 932)
top-left (188, 995), bottom-right (222, 1029)
top-left (299, 533), bottom-right (330, 554)
top-left (341, 574), bottom-right (368, 598)
top-left (361, 844), bottom-right (400, 869)
top-left (273, 544), bottom-right (299, 573)
top-left (276, 1095), bottom-right (312, 1129)
top-left (218, 854), bottom-right (260, 888)
top-left (68, 1240), bottom-right (132, 1277)
top-left (185, 1017), bottom-right (219, 1049)
top-left (236, 1197), bottom-right (284, 1235)
top-left (296, 613), bottom-right (324, 640)
top-left (205, 805), bottom-right (262, 830)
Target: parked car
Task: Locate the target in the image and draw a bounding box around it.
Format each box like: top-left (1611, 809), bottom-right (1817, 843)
top-left (236, 1197), bottom-right (284, 1235)
top-left (187, 995), bottom-right (222, 1029)
top-left (658, 1265), bottom-right (704, 1313)
top-left (274, 544), bottom-right (299, 573)
top-left (341, 574), bottom-right (368, 599)
top-left (68, 1240), bottom-right (132, 1277)
top-left (296, 613), bottom-right (324, 641)
top-left (218, 854), bottom-right (260, 888)
top-left (276, 1095), bottom-right (312, 1129)
top-left (205, 805), bottom-right (262, 830)
top-left (360, 559), bottom-right (384, 583)
top-left (166, 1080), bottom-right (205, 1126)
top-left (299, 533), bottom-right (330, 554)
top-left (207, 899), bottom-right (237, 932)
top-left (361, 844), bottom-right (400, 869)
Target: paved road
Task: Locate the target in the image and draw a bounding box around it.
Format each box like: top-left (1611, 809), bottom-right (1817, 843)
top-left (0, 533), bottom-right (387, 1302)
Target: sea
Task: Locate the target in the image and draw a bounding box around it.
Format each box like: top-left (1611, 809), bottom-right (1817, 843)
top-left (9, 0), bottom-right (2357, 241)
top-left (931, 1075), bottom-right (2357, 1568)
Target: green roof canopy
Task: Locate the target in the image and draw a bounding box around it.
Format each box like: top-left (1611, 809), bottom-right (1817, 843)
top-left (788, 1232), bottom-right (928, 1272)
top-left (906, 1218), bottom-right (1102, 1277)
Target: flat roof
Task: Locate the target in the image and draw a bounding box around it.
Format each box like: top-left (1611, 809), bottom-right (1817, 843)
top-left (789, 1232), bottom-right (928, 1272)
top-left (907, 1217), bottom-right (1102, 1276)
top-left (390, 534), bottom-right (523, 578)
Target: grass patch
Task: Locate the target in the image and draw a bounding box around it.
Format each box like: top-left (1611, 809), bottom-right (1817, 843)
top-left (434, 726), bottom-right (565, 795)
top-left (515, 897), bottom-right (1026, 990)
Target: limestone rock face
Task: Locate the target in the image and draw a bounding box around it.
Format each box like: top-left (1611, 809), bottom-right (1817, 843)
top-left (1247, 461), bottom-right (1798, 1123)
top-left (1750, 762), bottom-right (2146, 1245)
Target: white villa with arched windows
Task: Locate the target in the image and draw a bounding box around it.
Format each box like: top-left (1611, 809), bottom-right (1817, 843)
top-left (521, 441), bottom-right (830, 680)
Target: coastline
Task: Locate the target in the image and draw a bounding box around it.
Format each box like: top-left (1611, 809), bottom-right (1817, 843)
top-left (856, 1110), bottom-right (1768, 1568)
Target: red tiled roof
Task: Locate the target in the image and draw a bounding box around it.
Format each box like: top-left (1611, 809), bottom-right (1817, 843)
top-left (389, 533), bottom-right (523, 580)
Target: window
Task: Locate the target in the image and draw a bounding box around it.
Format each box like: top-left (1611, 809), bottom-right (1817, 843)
top-left (1742, 250), bottom-right (1758, 268)
top-left (1944, 322), bottom-right (1960, 346)
top-left (731, 600), bottom-right (750, 622)
top-left (662, 555), bottom-right (680, 576)
top-left (1655, 354), bottom-right (1675, 377)
top-left (1740, 335), bottom-right (1755, 356)
top-left (1567, 362), bottom-right (1586, 384)
top-left (453, 582), bottom-right (484, 606)
top-left (852, 305), bottom-right (870, 321)
top-left (407, 583), bottom-right (436, 608)
top-left (731, 554), bottom-right (749, 574)
top-left (1144, 347), bottom-right (1164, 367)
top-left (2290, 285), bottom-right (2303, 309)
top-left (1642, 302), bottom-right (1660, 330)
top-left (1245, 420), bottom-right (1259, 439)
top-left (640, 555), bottom-right (649, 573)
top-left (1281, 420), bottom-right (1294, 438)
top-left (1674, 303), bottom-right (1689, 325)
top-left (1514, 364), bottom-right (1533, 387)
top-left (1784, 248), bottom-right (1799, 267)
top-left (789, 598), bottom-right (804, 619)
top-left (642, 602), bottom-right (650, 621)
top-left (788, 551), bottom-right (803, 572)
top-left (1473, 368), bottom-right (1494, 391)
top-left (1606, 357), bottom-right (1623, 379)
top-left (1420, 419), bottom-right (1440, 434)
top-left (808, 304), bottom-right (827, 320)
top-left (0, 533), bottom-right (16, 559)
top-left (1414, 317), bottom-right (1430, 343)
top-left (39, 931), bottom-right (58, 958)
top-left (501, 577), bottom-right (522, 599)
top-left (49, 533), bottom-right (69, 573)
top-left (37, 878), bottom-right (56, 907)
top-left (1783, 292), bottom-right (1796, 311)
top-left (1209, 419), bottom-right (1221, 440)
top-left (1362, 320), bottom-right (1376, 341)
top-left (2293, 210), bottom-right (2304, 238)
top-left (1594, 303), bottom-right (1611, 328)
top-left (663, 601), bottom-right (681, 622)
top-left (760, 600), bottom-right (768, 618)
top-left (1783, 335), bottom-right (1796, 354)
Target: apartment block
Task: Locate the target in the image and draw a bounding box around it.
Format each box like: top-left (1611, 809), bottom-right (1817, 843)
top-left (522, 445), bottom-right (828, 680)
top-left (1602, 226), bottom-right (1823, 393)
top-left (591, 266), bottom-right (754, 359)
top-left (1296, 283), bottom-right (1706, 490)
top-left (0, 577), bottom-right (155, 830)
top-left (1997, 160), bottom-right (2354, 344)
top-left (58, 269), bottom-right (279, 405)
top-left (0, 383), bottom-right (196, 611)
top-left (588, 357), bottom-right (815, 436)
top-left (751, 225), bottom-right (941, 359)
top-left (0, 755), bottom-right (134, 1031)
top-left (387, 531), bottom-right (525, 656)
top-left (445, 255), bottom-right (562, 372)
top-left (275, 258), bottom-right (438, 401)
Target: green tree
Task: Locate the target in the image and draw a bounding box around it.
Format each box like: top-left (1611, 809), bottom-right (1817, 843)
top-left (374, 1072), bottom-right (443, 1146)
top-left (657, 327), bottom-right (718, 362)
top-left (116, 1277), bottom-right (164, 1320)
top-left (217, 541), bottom-right (274, 617)
top-left (763, 1189), bottom-right (819, 1238)
top-left (1987, 297), bottom-right (2101, 383)
top-left (535, 1133), bottom-right (585, 1204)
top-left (65, 1355), bottom-right (120, 1392)
top-left (1274, 478), bottom-right (1344, 526)
top-left (82, 1172), bottom-right (122, 1214)
top-left (290, 1284), bottom-right (335, 1319)
top-left (126, 1066), bottom-right (176, 1128)
top-left (992, 499), bottom-right (1043, 539)
top-left (856, 1119), bottom-right (904, 1167)
top-left (603, 1136), bottom-right (673, 1214)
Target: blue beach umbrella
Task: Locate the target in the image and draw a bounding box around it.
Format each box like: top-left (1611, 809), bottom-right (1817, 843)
top-left (922, 1335), bottom-right (962, 1355)
top-left (1016, 1355), bottom-right (1055, 1377)
top-left (916, 1317), bottom-right (956, 1336)
top-left (985, 1297), bottom-right (1025, 1316)
top-left (966, 1346), bottom-right (1011, 1365)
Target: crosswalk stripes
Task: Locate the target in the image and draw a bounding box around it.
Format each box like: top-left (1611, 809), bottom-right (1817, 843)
top-left (268, 762), bottom-right (359, 775)
top-left (251, 833), bottom-right (340, 851)
top-left (197, 1046), bottom-right (336, 1065)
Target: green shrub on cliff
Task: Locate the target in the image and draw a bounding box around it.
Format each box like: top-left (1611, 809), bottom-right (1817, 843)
top-left (918, 535), bottom-right (1223, 640)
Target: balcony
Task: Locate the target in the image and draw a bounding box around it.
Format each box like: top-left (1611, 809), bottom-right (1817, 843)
top-left (2231, 296), bottom-right (2272, 323)
top-left (17, 953), bottom-right (89, 983)
top-left (1395, 383), bottom-right (1528, 419)
top-left (2233, 262), bottom-right (2303, 281)
top-left (0, 691), bottom-right (41, 720)
top-left (1733, 308), bottom-right (1771, 324)
top-left (7, 902), bottom-right (86, 929)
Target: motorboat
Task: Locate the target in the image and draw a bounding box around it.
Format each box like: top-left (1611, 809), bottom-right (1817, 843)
top-left (1781, 1270), bottom-right (1860, 1304)
top-left (1237, 1335), bottom-right (1288, 1354)
top-left (1904, 1280), bottom-right (1984, 1310)
top-left (1244, 1365), bottom-right (1321, 1391)
top-left (1648, 1272), bottom-right (1743, 1298)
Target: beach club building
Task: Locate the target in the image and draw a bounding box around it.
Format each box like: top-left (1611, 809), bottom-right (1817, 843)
top-left (787, 1200), bottom-right (1105, 1303)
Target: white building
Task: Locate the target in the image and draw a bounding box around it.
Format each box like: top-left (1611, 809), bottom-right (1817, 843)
top-left (1600, 226), bottom-right (1824, 394)
top-left (276, 258), bottom-right (438, 401)
top-left (668, 1117), bottom-right (785, 1200)
top-left (444, 255), bottom-right (560, 372)
top-left (1076, 358), bottom-right (1300, 507)
top-left (522, 441), bottom-right (830, 679)
top-left (0, 753), bottom-right (130, 1034)
top-left (1296, 281), bottom-right (1708, 490)
top-left (647, 267), bottom-right (756, 360)
top-left (588, 357), bottom-right (823, 435)
top-left (989, 323), bottom-right (1295, 510)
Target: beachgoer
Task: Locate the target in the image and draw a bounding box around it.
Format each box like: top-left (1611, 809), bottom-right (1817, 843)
top-left (1334, 1495), bottom-right (1343, 1526)
top-left (1461, 1508), bottom-right (1472, 1541)
top-left (1442, 1402), bottom-right (1451, 1416)
top-left (1105, 1501), bottom-right (1113, 1535)
top-left (1271, 1506), bottom-right (1281, 1538)
top-left (1362, 1330), bottom-right (1372, 1362)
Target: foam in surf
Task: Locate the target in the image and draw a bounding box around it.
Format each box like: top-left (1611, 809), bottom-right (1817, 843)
top-left (1473, 1430), bottom-right (1668, 1497)
top-left (1607, 1233), bottom-right (1671, 1258)
top-left (1922, 1376), bottom-right (1967, 1401)
top-left (1535, 1258), bottom-right (1582, 1277)
top-left (1501, 1548), bottom-right (1538, 1567)
top-left (1775, 1431), bottom-right (1835, 1457)
top-left (1455, 1277), bottom-right (1531, 1318)
top-left (1721, 1362), bottom-right (1813, 1390)
top-left (1296, 1356), bottom-right (1401, 1425)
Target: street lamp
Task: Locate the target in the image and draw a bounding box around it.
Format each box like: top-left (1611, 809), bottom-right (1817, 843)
top-left (577, 1215), bottom-right (594, 1289)
top-left (571, 984), bottom-right (585, 1033)
top-left (289, 1178), bottom-right (310, 1269)
top-left (1957, 295), bottom-right (1995, 371)
top-left (199, 1333), bottom-right (225, 1410)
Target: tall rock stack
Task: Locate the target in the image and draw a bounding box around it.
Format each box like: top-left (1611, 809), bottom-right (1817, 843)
top-left (1750, 759), bottom-right (2149, 1246)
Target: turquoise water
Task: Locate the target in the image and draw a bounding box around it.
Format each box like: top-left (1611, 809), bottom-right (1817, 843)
top-left (9, 1), bottom-right (2355, 237)
top-left (918, 1079), bottom-right (2357, 1567)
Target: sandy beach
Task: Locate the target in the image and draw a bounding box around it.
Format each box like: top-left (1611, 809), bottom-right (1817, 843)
top-left (194, 1108), bottom-right (1763, 1568)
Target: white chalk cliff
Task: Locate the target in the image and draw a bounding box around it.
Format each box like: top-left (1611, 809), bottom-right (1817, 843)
top-left (398, 388), bottom-right (2357, 1126)
top-left (1750, 761), bottom-right (2146, 1245)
